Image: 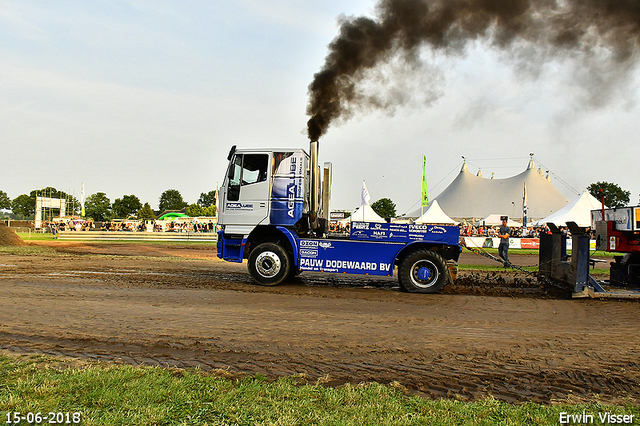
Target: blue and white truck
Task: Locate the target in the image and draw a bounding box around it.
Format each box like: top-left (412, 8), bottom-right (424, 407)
top-left (217, 141), bottom-right (461, 293)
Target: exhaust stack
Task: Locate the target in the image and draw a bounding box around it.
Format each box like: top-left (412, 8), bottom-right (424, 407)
top-left (321, 162), bottom-right (332, 222)
top-left (309, 140), bottom-right (320, 230)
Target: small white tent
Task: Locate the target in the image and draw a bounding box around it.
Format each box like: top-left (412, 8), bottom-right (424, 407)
top-left (474, 214), bottom-right (522, 227)
top-left (533, 190), bottom-right (603, 228)
top-left (350, 204), bottom-right (386, 223)
top-left (415, 200), bottom-right (458, 224)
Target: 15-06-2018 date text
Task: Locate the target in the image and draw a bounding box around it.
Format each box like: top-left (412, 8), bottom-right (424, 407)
top-left (5, 412), bottom-right (82, 424)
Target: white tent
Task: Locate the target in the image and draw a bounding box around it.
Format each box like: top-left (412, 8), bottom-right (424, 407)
top-left (350, 204), bottom-right (386, 223)
top-left (474, 214), bottom-right (522, 227)
top-left (415, 200), bottom-right (458, 224)
top-left (533, 190), bottom-right (603, 228)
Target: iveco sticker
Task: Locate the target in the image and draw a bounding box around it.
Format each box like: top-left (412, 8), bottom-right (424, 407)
top-left (226, 202), bottom-right (254, 211)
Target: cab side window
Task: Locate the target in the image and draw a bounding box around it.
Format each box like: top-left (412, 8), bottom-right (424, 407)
top-left (226, 154), bottom-right (269, 202)
top-left (241, 154), bottom-right (268, 185)
top-left (227, 155), bottom-right (243, 201)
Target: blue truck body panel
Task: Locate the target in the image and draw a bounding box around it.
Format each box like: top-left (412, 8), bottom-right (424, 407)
top-left (295, 223), bottom-right (459, 275)
top-left (216, 231), bottom-right (247, 263)
top-left (269, 152), bottom-right (306, 226)
top-left (297, 238), bottom-right (403, 275)
top-left (218, 222), bottom-right (460, 276)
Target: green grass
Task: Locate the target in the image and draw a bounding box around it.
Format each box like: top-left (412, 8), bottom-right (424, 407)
top-left (458, 264), bottom-right (539, 273)
top-left (468, 248), bottom-right (540, 256)
top-left (0, 354), bottom-right (637, 426)
top-left (0, 245), bottom-right (61, 256)
top-left (468, 248), bottom-right (618, 258)
top-left (14, 233), bottom-right (217, 246)
top-left (15, 232), bottom-right (56, 241)
top-left (458, 265), bottom-right (609, 275)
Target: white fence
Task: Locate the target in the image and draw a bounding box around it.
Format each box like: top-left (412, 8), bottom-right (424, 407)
top-left (56, 231), bottom-right (217, 242)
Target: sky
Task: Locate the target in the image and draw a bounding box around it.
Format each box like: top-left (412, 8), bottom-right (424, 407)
top-left (1, 0), bottom-right (639, 214)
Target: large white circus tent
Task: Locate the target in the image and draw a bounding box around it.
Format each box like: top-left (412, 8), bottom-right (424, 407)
top-left (408, 158), bottom-right (570, 220)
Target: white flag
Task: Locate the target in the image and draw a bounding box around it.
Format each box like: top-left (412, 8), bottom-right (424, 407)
top-left (80, 182), bottom-right (85, 217)
top-left (361, 180), bottom-right (371, 205)
top-left (522, 182), bottom-right (528, 228)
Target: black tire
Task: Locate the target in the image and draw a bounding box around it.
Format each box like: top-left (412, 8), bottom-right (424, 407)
top-left (398, 249), bottom-right (448, 294)
top-left (247, 243), bottom-right (291, 286)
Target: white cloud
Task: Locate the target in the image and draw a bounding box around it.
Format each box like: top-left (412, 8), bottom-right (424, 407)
top-left (0, 0), bottom-right (638, 211)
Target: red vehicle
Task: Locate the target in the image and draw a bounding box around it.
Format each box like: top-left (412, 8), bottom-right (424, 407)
top-left (592, 206), bottom-right (640, 289)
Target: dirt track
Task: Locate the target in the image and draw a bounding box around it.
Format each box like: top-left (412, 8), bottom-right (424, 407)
top-left (1, 242), bottom-right (638, 404)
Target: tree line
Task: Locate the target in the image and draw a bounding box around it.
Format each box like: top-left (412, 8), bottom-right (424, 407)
top-left (0, 188), bottom-right (217, 222)
top-left (0, 181), bottom-right (634, 222)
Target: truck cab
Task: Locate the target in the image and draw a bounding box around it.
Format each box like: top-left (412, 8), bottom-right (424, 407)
top-left (217, 143), bottom-right (461, 294)
top-left (219, 147), bottom-right (309, 236)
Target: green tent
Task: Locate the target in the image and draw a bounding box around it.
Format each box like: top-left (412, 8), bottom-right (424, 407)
top-left (157, 212), bottom-right (189, 221)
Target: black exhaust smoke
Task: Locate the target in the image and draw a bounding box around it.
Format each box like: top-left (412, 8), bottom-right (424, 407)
top-left (306, 0), bottom-right (640, 141)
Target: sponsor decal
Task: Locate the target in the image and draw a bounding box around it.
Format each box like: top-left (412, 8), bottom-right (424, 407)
top-left (351, 222), bottom-right (369, 230)
top-left (318, 242), bottom-right (333, 249)
top-left (520, 238), bottom-right (540, 249)
top-left (287, 183), bottom-right (296, 218)
top-left (300, 249), bottom-right (318, 257)
top-left (300, 240), bottom-right (318, 248)
top-left (299, 258), bottom-right (391, 272)
top-left (300, 258), bottom-right (323, 268)
top-left (429, 226), bottom-right (447, 234)
top-left (325, 260), bottom-right (378, 270)
top-left (226, 202), bottom-right (254, 211)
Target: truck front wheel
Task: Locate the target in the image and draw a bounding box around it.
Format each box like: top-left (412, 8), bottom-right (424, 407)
top-left (247, 243), bottom-right (291, 286)
top-left (398, 249), bottom-right (448, 294)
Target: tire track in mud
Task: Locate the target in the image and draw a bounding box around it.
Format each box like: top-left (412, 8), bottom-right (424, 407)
top-left (1, 328), bottom-right (638, 405)
top-left (1, 247), bottom-right (639, 405)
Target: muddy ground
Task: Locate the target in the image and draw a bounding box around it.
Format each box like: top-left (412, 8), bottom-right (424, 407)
top-left (0, 241), bottom-right (638, 404)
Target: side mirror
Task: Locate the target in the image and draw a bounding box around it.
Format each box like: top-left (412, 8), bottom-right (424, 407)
top-left (227, 145), bottom-right (237, 161)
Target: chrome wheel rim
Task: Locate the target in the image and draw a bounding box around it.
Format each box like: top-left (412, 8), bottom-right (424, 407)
top-left (255, 251), bottom-right (281, 278)
top-left (410, 259), bottom-right (439, 288)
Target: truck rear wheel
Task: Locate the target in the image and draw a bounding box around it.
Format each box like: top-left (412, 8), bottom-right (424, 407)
top-left (247, 243), bottom-right (291, 286)
top-left (398, 249), bottom-right (448, 294)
